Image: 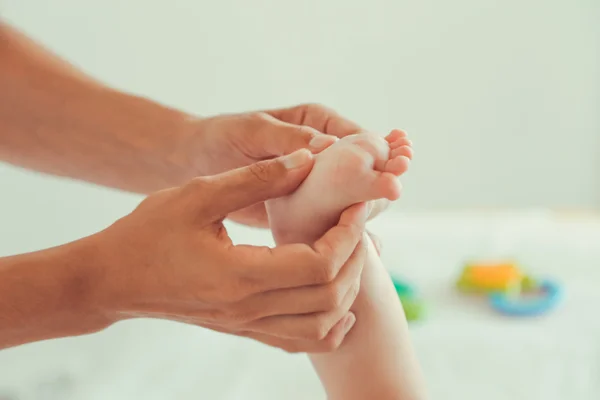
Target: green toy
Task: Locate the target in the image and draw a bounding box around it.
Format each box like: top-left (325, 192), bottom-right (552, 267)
top-left (391, 277), bottom-right (425, 321)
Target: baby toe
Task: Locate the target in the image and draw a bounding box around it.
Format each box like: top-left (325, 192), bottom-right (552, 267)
top-left (391, 145), bottom-right (414, 160)
top-left (389, 137), bottom-right (413, 149)
top-left (383, 155), bottom-right (410, 176)
top-left (370, 172), bottom-right (402, 201)
top-left (385, 129), bottom-right (407, 143)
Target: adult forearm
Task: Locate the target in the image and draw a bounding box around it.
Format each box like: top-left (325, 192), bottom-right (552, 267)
top-left (0, 238), bottom-right (110, 349)
top-left (0, 22), bottom-right (195, 193)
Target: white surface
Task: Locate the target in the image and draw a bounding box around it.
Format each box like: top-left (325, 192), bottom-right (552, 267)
top-left (0, 208), bottom-right (599, 400)
top-left (1, 0), bottom-right (599, 209)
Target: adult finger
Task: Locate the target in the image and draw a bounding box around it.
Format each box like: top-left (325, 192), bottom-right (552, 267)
top-left (239, 312), bottom-right (356, 353)
top-left (198, 149), bottom-right (314, 219)
top-left (244, 271), bottom-right (360, 340)
top-left (312, 202), bottom-right (369, 277)
top-left (232, 202), bottom-right (368, 292)
top-left (266, 103), bottom-right (363, 138)
top-left (229, 235), bottom-right (366, 319)
top-left (257, 113), bottom-right (338, 155)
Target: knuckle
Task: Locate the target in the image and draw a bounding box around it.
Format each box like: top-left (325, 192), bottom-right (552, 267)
top-left (230, 300), bottom-right (263, 324)
top-left (185, 176), bottom-right (213, 195)
top-left (207, 285), bottom-right (232, 303)
top-left (248, 160), bottom-right (273, 184)
top-left (222, 308), bottom-right (251, 326)
top-left (225, 260), bottom-right (265, 298)
top-left (293, 124), bottom-right (316, 138)
top-left (315, 257), bottom-right (337, 284)
top-left (210, 282), bottom-right (248, 305)
top-left (320, 334), bottom-right (343, 352)
top-left (252, 111), bottom-right (271, 122)
top-left (247, 112), bottom-right (271, 129)
top-left (225, 284), bottom-right (251, 304)
top-left (304, 102), bottom-right (328, 113)
top-left (323, 284), bottom-right (345, 310)
top-left (203, 308), bottom-right (228, 325)
top-left (280, 343), bottom-right (302, 354)
top-left (310, 316), bottom-right (332, 341)
top-left (237, 113), bottom-right (270, 136)
top-left (205, 304), bottom-right (253, 328)
top-left (305, 103), bottom-right (337, 122)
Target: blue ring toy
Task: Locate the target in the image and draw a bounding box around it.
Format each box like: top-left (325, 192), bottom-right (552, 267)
top-left (488, 279), bottom-right (563, 316)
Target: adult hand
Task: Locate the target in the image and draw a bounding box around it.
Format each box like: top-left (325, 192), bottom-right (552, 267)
top-left (91, 150), bottom-right (368, 353)
top-left (182, 104), bottom-right (367, 227)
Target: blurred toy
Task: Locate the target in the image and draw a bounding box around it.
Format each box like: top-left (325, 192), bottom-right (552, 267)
top-left (457, 261), bottom-right (562, 316)
top-left (457, 262), bottom-right (536, 293)
top-left (391, 276), bottom-right (425, 321)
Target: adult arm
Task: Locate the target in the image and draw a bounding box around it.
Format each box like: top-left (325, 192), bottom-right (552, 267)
top-left (0, 21), bottom-right (194, 193)
top-left (0, 21), bottom-right (390, 226)
top-left (0, 239), bottom-right (110, 349)
top-left (0, 153), bottom-right (366, 351)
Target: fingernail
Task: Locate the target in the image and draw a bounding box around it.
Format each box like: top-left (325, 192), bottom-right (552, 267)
top-left (343, 313), bottom-right (356, 335)
top-left (309, 135), bottom-right (337, 152)
top-left (281, 149), bottom-right (312, 169)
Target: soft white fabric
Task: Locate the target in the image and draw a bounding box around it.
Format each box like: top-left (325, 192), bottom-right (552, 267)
top-left (0, 211), bottom-right (598, 400)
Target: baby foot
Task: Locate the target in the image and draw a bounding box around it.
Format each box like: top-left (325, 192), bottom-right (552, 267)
top-left (266, 129), bottom-right (413, 245)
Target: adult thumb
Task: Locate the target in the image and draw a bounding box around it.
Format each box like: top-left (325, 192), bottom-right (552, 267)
top-left (261, 116), bottom-right (337, 156)
top-left (203, 149), bottom-right (314, 218)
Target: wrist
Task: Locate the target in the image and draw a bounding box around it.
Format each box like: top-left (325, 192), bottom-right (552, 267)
top-left (42, 238), bottom-right (116, 336)
top-left (0, 239), bottom-right (113, 349)
top-left (98, 88), bottom-right (201, 192)
top-left (78, 221), bottom-right (150, 324)
top-left (71, 228), bottom-right (134, 326)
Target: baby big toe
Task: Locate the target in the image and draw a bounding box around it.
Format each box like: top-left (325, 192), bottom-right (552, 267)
top-left (370, 172), bottom-right (402, 201)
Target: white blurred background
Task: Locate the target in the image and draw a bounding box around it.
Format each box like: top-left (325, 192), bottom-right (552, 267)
top-left (0, 1), bottom-right (599, 399)
top-left (1, 0), bottom-right (599, 211)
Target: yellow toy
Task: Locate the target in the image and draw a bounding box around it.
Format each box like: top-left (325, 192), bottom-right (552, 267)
top-left (457, 262), bottom-right (536, 294)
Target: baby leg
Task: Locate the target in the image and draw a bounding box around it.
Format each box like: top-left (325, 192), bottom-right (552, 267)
top-left (266, 130), bottom-right (426, 400)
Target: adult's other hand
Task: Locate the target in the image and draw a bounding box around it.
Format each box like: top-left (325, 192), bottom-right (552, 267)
top-left (182, 104), bottom-right (368, 227)
top-left (89, 150), bottom-right (368, 353)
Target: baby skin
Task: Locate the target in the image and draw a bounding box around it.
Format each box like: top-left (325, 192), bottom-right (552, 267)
top-left (266, 130), bottom-right (427, 400)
